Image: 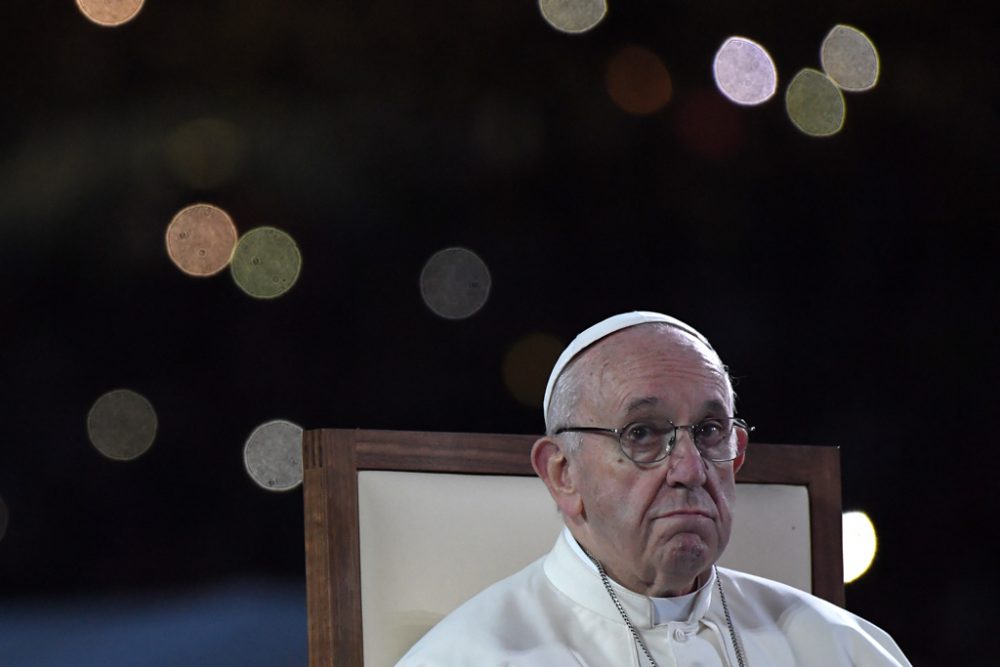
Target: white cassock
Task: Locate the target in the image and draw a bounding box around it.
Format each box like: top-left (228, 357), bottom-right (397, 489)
top-left (396, 529), bottom-right (911, 667)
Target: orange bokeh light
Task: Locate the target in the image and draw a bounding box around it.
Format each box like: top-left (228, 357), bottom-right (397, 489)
top-left (606, 46), bottom-right (673, 115)
top-left (76, 0), bottom-right (145, 27)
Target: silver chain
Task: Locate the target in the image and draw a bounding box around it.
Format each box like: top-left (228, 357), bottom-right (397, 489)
top-left (715, 572), bottom-right (747, 667)
top-left (588, 555), bottom-right (748, 667)
top-left (592, 557), bottom-right (659, 667)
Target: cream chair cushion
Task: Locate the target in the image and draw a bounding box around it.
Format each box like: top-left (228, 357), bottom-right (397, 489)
top-left (357, 471), bottom-right (811, 667)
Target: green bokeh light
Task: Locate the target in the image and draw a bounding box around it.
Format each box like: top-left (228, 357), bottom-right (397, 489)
top-left (785, 68), bottom-right (846, 137)
top-left (231, 227), bottom-right (302, 299)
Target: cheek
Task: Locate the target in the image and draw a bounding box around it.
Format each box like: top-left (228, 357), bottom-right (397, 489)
top-left (583, 467), bottom-right (645, 528)
top-left (710, 476), bottom-right (738, 532)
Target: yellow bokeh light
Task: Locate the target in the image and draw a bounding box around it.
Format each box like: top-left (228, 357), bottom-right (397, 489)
top-left (503, 333), bottom-right (565, 408)
top-left (76, 0), bottom-right (145, 27)
top-left (230, 227), bottom-right (302, 299)
top-left (87, 389), bottom-right (158, 461)
top-left (243, 420), bottom-right (304, 492)
top-left (165, 203), bottom-right (239, 277)
top-left (605, 46), bottom-right (673, 115)
top-left (821, 25), bottom-right (880, 92)
top-left (843, 510), bottom-right (878, 583)
top-left (538, 0), bottom-right (607, 34)
top-left (785, 68), bottom-right (846, 137)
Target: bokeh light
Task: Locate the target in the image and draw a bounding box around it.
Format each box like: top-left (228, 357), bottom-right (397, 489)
top-left (164, 117), bottom-right (246, 190)
top-left (785, 68), bottom-right (846, 137)
top-left (165, 204), bottom-right (239, 277)
top-left (605, 46), bottom-right (673, 115)
top-left (843, 510), bottom-right (878, 583)
top-left (0, 495), bottom-right (8, 544)
top-left (87, 389), bottom-right (158, 461)
top-left (502, 333), bottom-right (564, 408)
top-left (538, 0), bottom-right (607, 34)
top-left (419, 247), bottom-right (491, 320)
top-left (76, 0), bottom-right (144, 27)
top-left (821, 25), bottom-right (880, 92)
top-left (713, 37), bottom-right (778, 106)
top-left (230, 227), bottom-right (302, 299)
top-left (243, 420), bottom-right (304, 492)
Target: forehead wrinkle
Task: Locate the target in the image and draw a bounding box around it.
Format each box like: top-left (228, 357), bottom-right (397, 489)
top-left (568, 322), bottom-right (735, 422)
top-left (604, 335), bottom-right (733, 416)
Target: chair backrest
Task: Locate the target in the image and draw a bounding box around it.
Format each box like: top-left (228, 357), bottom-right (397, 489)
top-left (303, 429), bottom-right (843, 667)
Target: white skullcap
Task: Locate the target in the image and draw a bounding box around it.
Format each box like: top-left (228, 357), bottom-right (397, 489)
top-left (542, 311), bottom-right (714, 424)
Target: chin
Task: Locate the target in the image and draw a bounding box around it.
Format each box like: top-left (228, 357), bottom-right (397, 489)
top-left (661, 533), bottom-right (715, 574)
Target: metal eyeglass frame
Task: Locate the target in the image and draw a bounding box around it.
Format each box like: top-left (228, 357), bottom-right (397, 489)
top-left (554, 417), bottom-right (753, 464)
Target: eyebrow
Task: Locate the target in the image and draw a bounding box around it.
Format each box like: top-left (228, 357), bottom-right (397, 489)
top-left (624, 397), bottom-right (660, 415)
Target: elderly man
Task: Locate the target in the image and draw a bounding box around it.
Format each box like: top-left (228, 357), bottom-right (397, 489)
top-left (398, 311), bottom-right (911, 666)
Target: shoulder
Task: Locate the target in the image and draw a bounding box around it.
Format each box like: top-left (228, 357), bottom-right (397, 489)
top-left (717, 568), bottom-right (912, 666)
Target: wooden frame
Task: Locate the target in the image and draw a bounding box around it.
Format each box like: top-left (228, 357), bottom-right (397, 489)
top-left (303, 428), bottom-right (843, 667)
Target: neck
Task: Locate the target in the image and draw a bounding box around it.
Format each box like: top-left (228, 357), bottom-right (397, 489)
top-left (574, 538), bottom-right (706, 597)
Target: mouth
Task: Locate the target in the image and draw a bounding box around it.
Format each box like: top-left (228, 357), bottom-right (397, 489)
top-left (656, 509), bottom-right (715, 520)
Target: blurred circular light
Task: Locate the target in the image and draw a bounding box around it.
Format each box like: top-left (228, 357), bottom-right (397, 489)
top-left (243, 420), bottom-right (304, 492)
top-left (231, 227), bottom-right (302, 299)
top-left (87, 389), bottom-right (158, 461)
top-left (605, 46), bottom-right (673, 115)
top-left (503, 333), bottom-right (565, 408)
top-left (843, 510), bottom-right (878, 583)
top-left (420, 247), bottom-right (491, 320)
top-left (76, 0), bottom-right (144, 27)
top-left (713, 37), bottom-right (778, 106)
top-left (0, 495), bottom-right (8, 544)
top-left (165, 204), bottom-right (239, 277)
top-left (785, 68), bottom-right (846, 137)
top-left (164, 118), bottom-right (246, 190)
top-left (538, 0), bottom-right (607, 34)
top-left (821, 25), bottom-right (880, 92)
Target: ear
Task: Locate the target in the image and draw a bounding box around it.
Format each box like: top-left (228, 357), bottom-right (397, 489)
top-left (531, 436), bottom-right (583, 518)
top-left (732, 425), bottom-right (749, 474)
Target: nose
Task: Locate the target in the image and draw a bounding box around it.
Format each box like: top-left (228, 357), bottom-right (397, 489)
top-left (664, 428), bottom-right (707, 487)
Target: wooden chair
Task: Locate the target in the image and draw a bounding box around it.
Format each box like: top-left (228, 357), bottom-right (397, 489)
top-left (303, 429), bottom-right (843, 667)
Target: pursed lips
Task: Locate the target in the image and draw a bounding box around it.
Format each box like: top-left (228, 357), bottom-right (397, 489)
top-left (655, 508), bottom-right (715, 520)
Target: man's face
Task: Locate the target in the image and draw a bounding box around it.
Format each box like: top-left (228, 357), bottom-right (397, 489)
top-left (565, 324), bottom-right (741, 597)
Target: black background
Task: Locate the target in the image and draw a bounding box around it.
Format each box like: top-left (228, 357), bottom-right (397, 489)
top-left (1, 2), bottom-right (996, 665)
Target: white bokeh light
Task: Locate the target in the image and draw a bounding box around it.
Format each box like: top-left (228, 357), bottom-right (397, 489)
top-left (420, 247), bottom-right (492, 320)
top-left (713, 37), bottom-right (778, 106)
top-left (821, 25), bottom-right (880, 92)
top-left (243, 420), bottom-right (304, 492)
top-left (843, 510), bottom-right (878, 583)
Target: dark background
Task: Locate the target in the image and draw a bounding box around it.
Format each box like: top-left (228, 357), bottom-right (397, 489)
top-left (1, 1), bottom-right (996, 665)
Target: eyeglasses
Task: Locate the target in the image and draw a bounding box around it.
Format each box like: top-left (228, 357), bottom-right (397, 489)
top-left (555, 417), bottom-right (752, 464)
